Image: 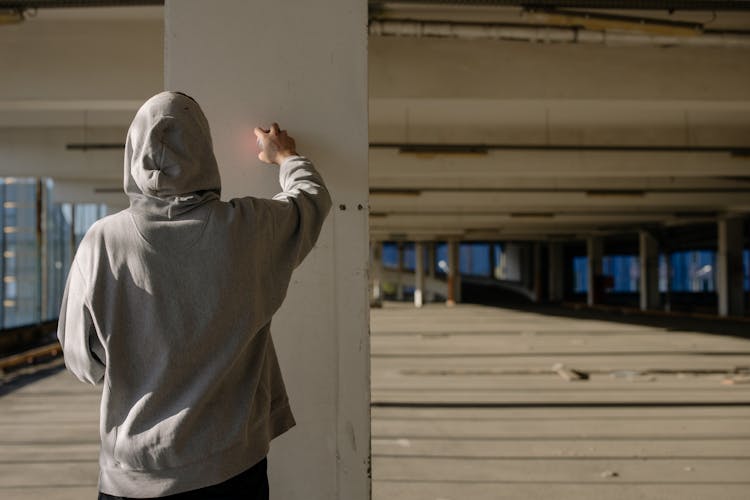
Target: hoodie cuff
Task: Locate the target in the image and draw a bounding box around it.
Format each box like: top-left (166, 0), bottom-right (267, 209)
top-left (278, 155), bottom-right (309, 184)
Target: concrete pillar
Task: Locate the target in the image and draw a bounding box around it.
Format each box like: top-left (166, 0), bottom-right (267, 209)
top-left (532, 242), bottom-right (542, 303)
top-left (548, 242), bottom-right (564, 303)
top-left (664, 251), bottom-right (672, 313)
top-left (503, 243), bottom-right (522, 281)
top-left (447, 240), bottom-right (461, 305)
top-left (396, 242), bottom-right (404, 301)
top-left (521, 243), bottom-right (533, 290)
top-left (639, 231), bottom-right (661, 311)
top-left (165, 2), bottom-right (369, 498)
top-left (414, 241), bottom-right (425, 308)
top-left (489, 243), bottom-right (498, 279)
top-left (371, 241), bottom-right (383, 306)
top-left (587, 236), bottom-right (603, 306)
top-left (717, 217), bottom-right (745, 317)
top-left (426, 242), bottom-right (436, 302)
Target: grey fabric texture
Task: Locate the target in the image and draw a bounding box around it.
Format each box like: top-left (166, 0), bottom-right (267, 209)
top-left (57, 91), bottom-right (332, 497)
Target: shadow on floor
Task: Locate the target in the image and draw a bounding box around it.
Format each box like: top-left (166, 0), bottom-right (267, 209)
top-left (0, 359), bottom-right (66, 397)
top-left (461, 282), bottom-right (750, 341)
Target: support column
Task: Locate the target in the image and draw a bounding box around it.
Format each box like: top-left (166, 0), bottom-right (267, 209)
top-left (426, 242), bottom-right (436, 302)
top-left (489, 243), bottom-right (497, 279)
top-left (396, 242), bottom-right (404, 301)
top-left (166, 2), bottom-right (369, 498)
top-left (718, 217), bottom-right (745, 317)
top-left (587, 236), bottom-right (603, 306)
top-left (371, 241), bottom-right (383, 306)
top-left (639, 231), bottom-right (661, 311)
top-left (664, 251), bottom-right (672, 313)
top-left (548, 242), bottom-right (564, 303)
top-left (532, 242), bottom-right (542, 303)
top-left (521, 243), bottom-right (533, 290)
top-left (414, 241), bottom-right (425, 308)
top-left (447, 239), bottom-right (461, 306)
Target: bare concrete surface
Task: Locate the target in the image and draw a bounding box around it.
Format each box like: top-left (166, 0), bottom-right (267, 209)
top-left (371, 302), bottom-right (750, 500)
top-left (0, 361), bottom-right (100, 500)
top-left (1, 302), bottom-right (749, 500)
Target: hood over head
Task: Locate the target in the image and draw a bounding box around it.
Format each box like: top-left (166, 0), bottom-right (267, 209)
top-left (125, 91), bottom-right (221, 218)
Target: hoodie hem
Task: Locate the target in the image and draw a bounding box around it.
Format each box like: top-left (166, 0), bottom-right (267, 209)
top-left (98, 405), bottom-right (296, 498)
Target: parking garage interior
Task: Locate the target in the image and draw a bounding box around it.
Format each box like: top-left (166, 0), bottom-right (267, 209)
top-left (1, 1), bottom-right (749, 499)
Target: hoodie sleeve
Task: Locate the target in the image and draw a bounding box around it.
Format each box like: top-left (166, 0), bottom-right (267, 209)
top-left (57, 260), bottom-right (106, 385)
top-left (265, 155), bottom-right (333, 269)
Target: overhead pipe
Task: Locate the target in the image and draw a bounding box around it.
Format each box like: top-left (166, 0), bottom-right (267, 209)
top-left (369, 19), bottom-right (750, 48)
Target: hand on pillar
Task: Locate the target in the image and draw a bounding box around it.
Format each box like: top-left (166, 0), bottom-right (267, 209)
top-left (254, 122), bottom-right (298, 165)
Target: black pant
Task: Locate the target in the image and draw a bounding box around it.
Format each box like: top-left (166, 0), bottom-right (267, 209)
top-left (98, 457), bottom-right (269, 500)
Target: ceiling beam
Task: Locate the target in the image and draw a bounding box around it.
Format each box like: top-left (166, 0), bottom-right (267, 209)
top-left (369, 1), bottom-right (750, 11)
top-left (370, 190), bottom-right (750, 212)
top-left (369, 148), bottom-right (750, 181)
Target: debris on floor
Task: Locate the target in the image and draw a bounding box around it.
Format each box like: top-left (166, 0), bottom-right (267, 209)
top-left (610, 370), bottom-right (658, 382)
top-left (552, 363), bottom-right (589, 381)
top-left (721, 375), bottom-right (750, 385)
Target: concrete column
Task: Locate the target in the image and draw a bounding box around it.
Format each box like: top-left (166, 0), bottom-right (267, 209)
top-left (548, 242), bottom-right (564, 303)
top-left (414, 241), bottom-right (425, 308)
top-left (521, 243), bottom-right (534, 290)
top-left (639, 231), bottom-right (661, 311)
top-left (489, 243), bottom-right (498, 279)
top-left (503, 243), bottom-right (522, 281)
top-left (532, 242), bottom-right (542, 303)
top-left (664, 251), bottom-right (672, 313)
top-left (371, 241), bottom-right (383, 306)
top-left (587, 236), bottom-right (603, 306)
top-left (426, 242), bottom-right (436, 302)
top-left (718, 217), bottom-right (745, 317)
top-left (165, 2), bottom-right (369, 498)
top-left (447, 240), bottom-right (461, 305)
top-left (396, 242), bottom-right (404, 301)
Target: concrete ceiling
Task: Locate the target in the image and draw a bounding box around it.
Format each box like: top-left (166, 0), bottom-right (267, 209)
top-left (1, 3), bottom-right (749, 240)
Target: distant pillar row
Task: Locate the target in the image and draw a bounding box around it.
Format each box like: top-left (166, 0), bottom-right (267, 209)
top-left (639, 230), bottom-right (661, 311)
top-left (586, 236), bottom-right (603, 307)
top-left (717, 217), bottom-right (745, 317)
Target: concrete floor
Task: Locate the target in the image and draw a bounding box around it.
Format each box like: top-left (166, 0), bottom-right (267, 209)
top-left (1, 302), bottom-right (749, 499)
top-left (371, 302), bottom-right (750, 500)
top-left (0, 361), bottom-right (99, 499)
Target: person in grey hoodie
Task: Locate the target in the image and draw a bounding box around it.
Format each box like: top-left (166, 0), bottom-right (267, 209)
top-left (57, 91), bottom-right (332, 499)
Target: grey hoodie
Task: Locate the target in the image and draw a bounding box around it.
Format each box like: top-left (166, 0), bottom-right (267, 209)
top-left (57, 91), bottom-right (332, 497)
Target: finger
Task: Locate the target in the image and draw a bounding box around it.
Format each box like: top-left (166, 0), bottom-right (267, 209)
top-left (271, 123), bottom-right (280, 135)
top-left (253, 127), bottom-right (268, 138)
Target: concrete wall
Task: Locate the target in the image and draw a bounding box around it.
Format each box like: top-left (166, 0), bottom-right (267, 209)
top-left (165, 1), bottom-right (370, 499)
